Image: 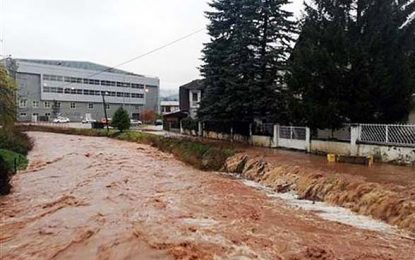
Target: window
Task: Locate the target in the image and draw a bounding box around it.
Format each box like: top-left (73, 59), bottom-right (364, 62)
top-left (45, 113), bottom-right (51, 117)
top-left (19, 99), bottom-right (27, 108)
top-left (70, 102), bottom-right (76, 109)
top-left (43, 87), bottom-right (51, 93)
top-left (20, 113), bottom-right (27, 117)
top-left (106, 104), bottom-right (110, 110)
top-left (44, 102), bottom-right (51, 109)
top-left (32, 113), bottom-right (39, 117)
top-left (192, 92), bottom-right (199, 102)
top-left (88, 103), bottom-right (94, 109)
top-left (54, 102), bottom-right (61, 108)
top-left (131, 83), bottom-right (144, 89)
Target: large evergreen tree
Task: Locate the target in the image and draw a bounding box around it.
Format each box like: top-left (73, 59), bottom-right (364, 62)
top-left (288, 0), bottom-right (415, 129)
top-left (199, 0), bottom-right (295, 123)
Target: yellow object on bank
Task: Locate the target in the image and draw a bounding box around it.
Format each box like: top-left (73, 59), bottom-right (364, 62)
top-left (327, 154), bottom-right (336, 163)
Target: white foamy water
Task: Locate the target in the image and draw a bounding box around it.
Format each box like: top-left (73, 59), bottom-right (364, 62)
top-left (240, 179), bottom-right (402, 235)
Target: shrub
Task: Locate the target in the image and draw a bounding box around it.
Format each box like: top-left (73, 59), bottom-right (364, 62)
top-left (0, 155), bottom-right (11, 195)
top-left (0, 128), bottom-right (33, 155)
top-left (0, 149), bottom-right (29, 172)
top-left (111, 107), bottom-right (131, 132)
top-left (181, 117), bottom-right (199, 131)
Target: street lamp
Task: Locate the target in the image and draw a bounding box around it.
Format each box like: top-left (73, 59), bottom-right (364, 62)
top-left (102, 91), bottom-right (110, 133)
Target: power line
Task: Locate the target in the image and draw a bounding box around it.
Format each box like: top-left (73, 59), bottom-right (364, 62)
top-left (54, 27), bottom-right (205, 89)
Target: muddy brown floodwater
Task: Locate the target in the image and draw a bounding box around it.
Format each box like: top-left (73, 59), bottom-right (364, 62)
top-left (1, 132), bottom-right (415, 260)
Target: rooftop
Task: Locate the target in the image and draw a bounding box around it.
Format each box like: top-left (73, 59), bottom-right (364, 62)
top-left (179, 79), bottom-right (204, 90)
top-left (16, 59), bottom-right (144, 77)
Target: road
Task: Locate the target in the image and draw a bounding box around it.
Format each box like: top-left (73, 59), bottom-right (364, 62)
top-left (1, 132), bottom-right (414, 259)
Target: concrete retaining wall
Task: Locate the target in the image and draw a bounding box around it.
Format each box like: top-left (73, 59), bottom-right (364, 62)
top-left (252, 135), bottom-right (272, 147)
top-left (311, 140), bottom-right (351, 155)
top-left (358, 144), bottom-right (415, 165)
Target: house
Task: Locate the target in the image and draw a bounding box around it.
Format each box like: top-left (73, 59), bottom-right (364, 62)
top-left (179, 79), bottom-right (203, 119)
top-left (161, 100), bottom-right (180, 115)
top-left (2, 58), bottom-right (160, 122)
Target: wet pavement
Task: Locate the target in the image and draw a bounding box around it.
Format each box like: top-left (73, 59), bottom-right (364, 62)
top-left (1, 132), bottom-right (415, 259)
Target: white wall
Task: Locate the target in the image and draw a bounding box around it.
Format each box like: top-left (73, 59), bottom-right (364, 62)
top-left (311, 140), bottom-right (351, 155)
top-left (358, 144), bottom-right (415, 165)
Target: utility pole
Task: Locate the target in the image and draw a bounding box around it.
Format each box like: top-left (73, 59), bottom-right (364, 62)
top-left (102, 92), bottom-right (109, 134)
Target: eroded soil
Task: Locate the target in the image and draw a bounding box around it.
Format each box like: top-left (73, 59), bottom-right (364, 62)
top-left (1, 132), bottom-right (414, 259)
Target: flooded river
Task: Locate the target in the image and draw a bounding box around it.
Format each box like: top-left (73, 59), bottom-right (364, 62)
top-left (1, 132), bottom-right (414, 259)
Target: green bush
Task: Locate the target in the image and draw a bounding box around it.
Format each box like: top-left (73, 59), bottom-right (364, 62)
top-left (181, 117), bottom-right (199, 131)
top-left (111, 107), bottom-right (131, 132)
top-left (0, 128), bottom-right (33, 155)
top-left (0, 155), bottom-right (11, 195)
top-left (0, 149), bottom-right (29, 172)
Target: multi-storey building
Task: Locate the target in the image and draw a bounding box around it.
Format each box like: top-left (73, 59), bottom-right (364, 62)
top-left (179, 79), bottom-right (203, 119)
top-left (3, 58), bottom-right (160, 122)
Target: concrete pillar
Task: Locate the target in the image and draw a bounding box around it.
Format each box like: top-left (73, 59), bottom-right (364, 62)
top-left (305, 127), bottom-right (311, 153)
top-left (350, 125), bottom-right (360, 156)
top-left (249, 124), bottom-right (253, 144)
top-left (180, 120), bottom-right (184, 134)
top-left (272, 124), bottom-right (279, 148)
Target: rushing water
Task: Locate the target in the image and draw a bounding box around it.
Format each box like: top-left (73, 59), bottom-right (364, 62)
top-left (1, 132), bottom-right (414, 259)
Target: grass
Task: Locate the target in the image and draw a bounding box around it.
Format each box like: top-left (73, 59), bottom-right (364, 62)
top-left (17, 125), bottom-right (236, 171)
top-left (0, 149), bottom-right (29, 172)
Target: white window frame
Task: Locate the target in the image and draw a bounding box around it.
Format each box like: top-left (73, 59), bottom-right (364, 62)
top-left (19, 99), bottom-right (27, 108)
top-left (44, 102), bottom-right (51, 109)
top-left (19, 113), bottom-right (27, 117)
top-left (32, 101), bottom-right (39, 108)
top-left (70, 102), bottom-right (76, 109)
top-left (88, 103), bottom-right (94, 109)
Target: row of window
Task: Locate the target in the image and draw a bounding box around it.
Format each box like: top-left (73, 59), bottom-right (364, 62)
top-left (42, 87), bottom-right (144, 99)
top-left (19, 100), bottom-right (112, 110)
top-left (42, 74), bottom-right (157, 89)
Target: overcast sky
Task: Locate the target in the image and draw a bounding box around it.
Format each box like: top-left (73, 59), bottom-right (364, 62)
top-left (0, 0), bottom-right (304, 91)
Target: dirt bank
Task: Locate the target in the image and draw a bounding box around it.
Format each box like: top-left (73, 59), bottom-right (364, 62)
top-left (1, 132), bottom-right (415, 259)
top-left (223, 153), bottom-right (415, 234)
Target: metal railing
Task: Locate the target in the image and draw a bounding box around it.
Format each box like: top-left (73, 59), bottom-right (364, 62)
top-left (279, 126), bottom-right (307, 140)
top-left (252, 123), bottom-right (274, 137)
top-left (359, 124), bottom-right (415, 147)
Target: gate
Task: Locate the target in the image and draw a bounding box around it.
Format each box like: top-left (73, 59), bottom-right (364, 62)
top-left (276, 125), bottom-right (310, 151)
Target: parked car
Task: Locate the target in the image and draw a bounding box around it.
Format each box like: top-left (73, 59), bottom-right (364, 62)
top-left (82, 119), bottom-right (97, 124)
top-left (130, 119), bottom-right (143, 126)
top-left (53, 116), bottom-right (70, 123)
top-left (155, 119), bottom-right (163, 126)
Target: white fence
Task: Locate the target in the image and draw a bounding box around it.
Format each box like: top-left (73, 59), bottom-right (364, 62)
top-left (276, 125), bottom-right (310, 151)
top-left (358, 124), bottom-right (415, 147)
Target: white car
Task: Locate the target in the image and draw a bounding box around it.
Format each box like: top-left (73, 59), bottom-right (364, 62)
top-left (53, 116), bottom-right (70, 123)
top-left (82, 119), bottom-right (97, 124)
top-left (130, 119), bottom-right (143, 126)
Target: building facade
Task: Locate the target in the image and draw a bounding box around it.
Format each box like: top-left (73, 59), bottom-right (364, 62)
top-left (160, 100), bottom-right (180, 115)
top-left (179, 79), bottom-right (203, 119)
top-left (4, 59), bottom-right (160, 122)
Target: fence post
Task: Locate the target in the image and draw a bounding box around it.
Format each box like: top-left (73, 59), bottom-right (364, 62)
top-left (385, 125), bottom-right (389, 143)
top-left (305, 127), bottom-right (311, 152)
top-left (198, 121), bottom-right (203, 137)
top-left (350, 125), bottom-right (360, 156)
top-left (273, 124), bottom-right (279, 148)
top-left (180, 120), bottom-right (184, 134)
top-left (249, 123), bottom-right (253, 144)
top-left (290, 126), bottom-right (294, 140)
top-left (230, 127), bottom-right (234, 142)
